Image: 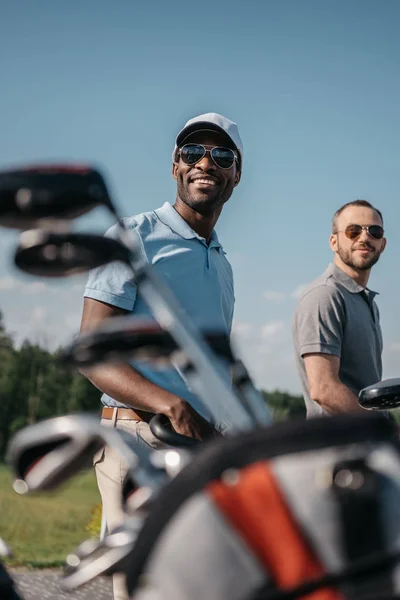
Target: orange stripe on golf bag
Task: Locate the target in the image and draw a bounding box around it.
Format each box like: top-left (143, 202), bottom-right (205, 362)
top-left (208, 462), bottom-right (343, 600)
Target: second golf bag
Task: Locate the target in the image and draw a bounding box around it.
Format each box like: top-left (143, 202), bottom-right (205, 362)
top-left (125, 412), bottom-right (400, 600)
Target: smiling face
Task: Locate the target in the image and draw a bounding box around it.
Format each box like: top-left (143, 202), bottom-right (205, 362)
top-left (330, 204), bottom-right (386, 273)
top-left (172, 130), bottom-right (241, 216)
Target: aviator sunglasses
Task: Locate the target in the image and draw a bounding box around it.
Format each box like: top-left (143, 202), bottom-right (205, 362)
top-left (337, 224), bottom-right (384, 240)
top-left (178, 144), bottom-right (238, 170)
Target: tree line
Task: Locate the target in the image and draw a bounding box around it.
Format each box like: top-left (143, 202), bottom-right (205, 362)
top-left (0, 309), bottom-right (305, 459)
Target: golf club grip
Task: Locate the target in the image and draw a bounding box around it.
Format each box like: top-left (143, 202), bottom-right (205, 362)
top-left (149, 414), bottom-right (201, 449)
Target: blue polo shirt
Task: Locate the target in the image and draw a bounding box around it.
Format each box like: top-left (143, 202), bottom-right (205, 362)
top-left (84, 202), bottom-right (235, 423)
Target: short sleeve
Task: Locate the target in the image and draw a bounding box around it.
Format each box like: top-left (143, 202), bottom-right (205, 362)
top-left (84, 222), bottom-right (137, 311)
top-left (294, 286), bottom-right (345, 358)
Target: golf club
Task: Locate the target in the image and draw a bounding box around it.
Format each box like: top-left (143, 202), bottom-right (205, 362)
top-left (6, 414), bottom-right (173, 494)
top-left (62, 481), bottom-right (162, 590)
top-left (359, 378), bottom-right (400, 411)
top-left (61, 316), bottom-right (233, 367)
top-left (61, 442), bottom-right (192, 590)
top-left (0, 540), bottom-right (12, 559)
top-left (62, 434), bottom-right (197, 591)
top-left (3, 163), bottom-right (271, 431)
top-left (60, 314), bottom-right (267, 424)
top-left (122, 482), bottom-right (154, 515)
top-left (62, 522), bottom-right (139, 591)
top-left (14, 230), bottom-right (132, 277)
top-left (149, 414), bottom-right (204, 449)
top-left (0, 164), bottom-right (118, 230)
top-left (8, 181), bottom-right (270, 431)
top-left (60, 315), bottom-right (258, 423)
top-left (6, 413), bottom-right (194, 592)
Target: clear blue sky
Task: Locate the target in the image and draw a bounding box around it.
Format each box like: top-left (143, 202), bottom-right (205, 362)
top-left (1, 0), bottom-right (399, 393)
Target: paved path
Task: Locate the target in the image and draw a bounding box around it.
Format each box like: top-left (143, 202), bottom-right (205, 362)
top-left (11, 568), bottom-right (113, 600)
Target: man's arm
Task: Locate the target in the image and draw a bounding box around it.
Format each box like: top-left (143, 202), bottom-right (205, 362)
top-left (303, 353), bottom-right (365, 414)
top-left (79, 297), bottom-right (216, 439)
top-left (295, 285), bottom-right (366, 414)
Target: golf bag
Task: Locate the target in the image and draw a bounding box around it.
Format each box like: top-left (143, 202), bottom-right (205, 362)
top-left (125, 413), bottom-right (400, 600)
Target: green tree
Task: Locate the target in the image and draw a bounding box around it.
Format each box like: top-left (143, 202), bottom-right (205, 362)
top-left (0, 313), bottom-right (102, 458)
top-left (0, 310), bottom-right (13, 351)
top-left (0, 310), bottom-right (18, 457)
top-left (262, 389), bottom-right (305, 422)
top-left (0, 306), bottom-right (310, 458)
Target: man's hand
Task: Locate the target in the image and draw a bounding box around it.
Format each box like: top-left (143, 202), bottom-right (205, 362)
top-left (80, 299), bottom-right (222, 439)
top-left (164, 397), bottom-right (221, 441)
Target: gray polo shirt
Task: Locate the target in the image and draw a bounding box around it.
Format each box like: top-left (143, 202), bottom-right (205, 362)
top-left (292, 263), bottom-right (383, 417)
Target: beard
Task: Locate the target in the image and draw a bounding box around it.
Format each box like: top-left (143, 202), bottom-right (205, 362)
top-left (337, 240), bottom-right (381, 271)
top-left (176, 174), bottom-right (234, 216)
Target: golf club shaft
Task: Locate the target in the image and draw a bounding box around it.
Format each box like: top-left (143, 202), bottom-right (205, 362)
top-left (231, 360), bottom-right (272, 424)
top-left (117, 224), bottom-right (270, 431)
top-left (102, 425), bottom-right (167, 490)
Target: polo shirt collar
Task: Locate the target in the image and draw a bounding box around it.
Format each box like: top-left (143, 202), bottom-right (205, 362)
top-left (326, 262), bottom-right (378, 299)
top-left (154, 202), bottom-right (223, 250)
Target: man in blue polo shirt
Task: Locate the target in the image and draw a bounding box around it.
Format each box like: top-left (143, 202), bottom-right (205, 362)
top-left (80, 112), bottom-right (242, 600)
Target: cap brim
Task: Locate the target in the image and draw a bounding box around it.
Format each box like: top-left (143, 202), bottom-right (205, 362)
top-left (176, 122), bottom-right (237, 151)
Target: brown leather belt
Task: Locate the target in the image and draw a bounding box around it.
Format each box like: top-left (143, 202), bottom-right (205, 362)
top-left (101, 407), bottom-right (154, 423)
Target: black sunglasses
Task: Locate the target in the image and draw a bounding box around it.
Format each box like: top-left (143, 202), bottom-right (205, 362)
top-left (338, 224), bottom-right (385, 240)
top-left (178, 144), bottom-right (238, 170)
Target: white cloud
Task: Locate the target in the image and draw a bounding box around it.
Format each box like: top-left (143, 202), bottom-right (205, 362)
top-left (0, 234), bottom-right (15, 248)
top-left (231, 322), bottom-right (301, 393)
top-left (0, 277), bottom-right (17, 290)
top-left (0, 276), bottom-right (49, 293)
top-left (290, 284), bottom-right (307, 299)
top-left (261, 285), bottom-right (308, 302)
top-left (232, 321), bottom-right (254, 338)
top-left (67, 281), bottom-right (86, 293)
top-left (260, 321), bottom-right (285, 340)
top-left (262, 290), bottom-right (286, 302)
top-left (32, 306), bottom-right (47, 322)
top-left (389, 342), bottom-right (400, 352)
top-left (27, 281), bottom-right (49, 292)
top-left (227, 252), bottom-right (247, 267)
top-left (257, 344), bottom-right (274, 355)
top-left (0, 275), bottom-right (88, 295)
top-left (65, 313), bottom-right (82, 332)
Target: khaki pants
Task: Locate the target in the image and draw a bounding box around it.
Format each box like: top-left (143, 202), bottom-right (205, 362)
top-left (93, 411), bottom-right (165, 600)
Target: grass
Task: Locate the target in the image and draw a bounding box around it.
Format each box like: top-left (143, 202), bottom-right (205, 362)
top-left (0, 464), bottom-right (101, 568)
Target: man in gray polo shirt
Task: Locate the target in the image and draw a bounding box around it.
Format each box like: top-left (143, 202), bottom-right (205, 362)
top-left (293, 200), bottom-right (387, 417)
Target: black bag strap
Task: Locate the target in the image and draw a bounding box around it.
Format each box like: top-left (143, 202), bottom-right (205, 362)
top-left (331, 457), bottom-right (394, 599)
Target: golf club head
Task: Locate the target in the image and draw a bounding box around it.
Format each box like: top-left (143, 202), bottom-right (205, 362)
top-left (122, 478), bottom-right (154, 514)
top-left (149, 414), bottom-right (202, 449)
top-left (122, 470), bottom-right (138, 510)
top-left (0, 164), bottom-right (116, 229)
top-left (7, 411), bottom-right (169, 497)
top-left (62, 524), bottom-right (138, 590)
top-left (121, 450), bottom-right (189, 513)
top-left (62, 318), bottom-right (176, 367)
top-left (7, 414), bottom-right (107, 493)
top-left (14, 230), bottom-right (132, 277)
top-left (0, 539), bottom-right (12, 559)
top-left (61, 315), bottom-right (234, 368)
top-left (359, 378), bottom-right (400, 410)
